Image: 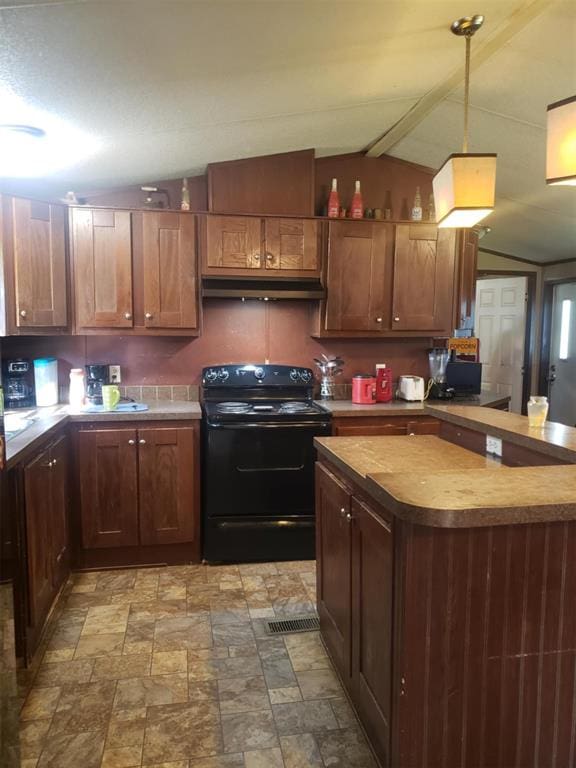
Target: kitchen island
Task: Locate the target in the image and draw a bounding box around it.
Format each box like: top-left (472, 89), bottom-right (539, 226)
top-left (314, 410), bottom-right (576, 768)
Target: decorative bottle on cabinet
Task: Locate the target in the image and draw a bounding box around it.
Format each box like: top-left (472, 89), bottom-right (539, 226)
top-left (327, 178), bottom-right (340, 218)
top-left (411, 186), bottom-right (423, 220)
top-left (351, 180), bottom-right (363, 219)
top-left (181, 178), bottom-right (190, 211)
top-left (428, 192), bottom-right (436, 221)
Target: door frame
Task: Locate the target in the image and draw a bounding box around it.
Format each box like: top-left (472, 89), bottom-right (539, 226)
top-left (539, 277), bottom-right (576, 399)
top-left (476, 270), bottom-right (536, 414)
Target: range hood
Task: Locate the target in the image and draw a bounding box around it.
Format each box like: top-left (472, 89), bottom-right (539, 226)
top-left (202, 278), bottom-right (325, 300)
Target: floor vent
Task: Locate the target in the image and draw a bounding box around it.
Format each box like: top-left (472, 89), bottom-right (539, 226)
top-left (265, 614), bottom-right (320, 635)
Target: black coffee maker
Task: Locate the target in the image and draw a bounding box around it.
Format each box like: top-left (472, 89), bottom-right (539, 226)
top-left (2, 358), bottom-right (36, 408)
top-left (85, 364), bottom-right (109, 405)
top-left (428, 348), bottom-right (455, 400)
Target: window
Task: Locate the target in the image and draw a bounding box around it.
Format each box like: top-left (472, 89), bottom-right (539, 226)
top-left (559, 299), bottom-right (572, 360)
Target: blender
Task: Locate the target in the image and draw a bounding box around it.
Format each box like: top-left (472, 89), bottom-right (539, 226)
top-left (428, 348), bottom-right (455, 400)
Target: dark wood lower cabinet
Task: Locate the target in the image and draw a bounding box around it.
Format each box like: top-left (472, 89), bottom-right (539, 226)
top-left (332, 416), bottom-right (440, 437)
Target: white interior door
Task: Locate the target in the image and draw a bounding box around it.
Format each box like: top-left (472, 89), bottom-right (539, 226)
top-left (548, 281), bottom-right (576, 427)
top-left (475, 276), bottom-right (527, 413)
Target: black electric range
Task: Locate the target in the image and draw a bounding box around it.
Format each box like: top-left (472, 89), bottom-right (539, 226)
top-left (201, 364), bottom-right (331, 563)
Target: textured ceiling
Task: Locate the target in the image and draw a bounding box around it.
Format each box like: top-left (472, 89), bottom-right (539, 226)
top-left (0, 0), bottom-right (575, 262)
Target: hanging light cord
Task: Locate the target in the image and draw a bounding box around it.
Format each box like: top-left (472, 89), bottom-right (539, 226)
top-left (463, 34), bottom-right (471, 153)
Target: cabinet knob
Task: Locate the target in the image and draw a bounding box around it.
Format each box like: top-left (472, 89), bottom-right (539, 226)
top-left (393, 316), bottom-right (400, 322)
top-left (128, 439), bottom-right (135, 445)
top-left (52, 458), bottom-right (57, 466)
top-left (19, 309), bottom-right (27, 318)
top-left (253, 253), bottom-right (261, 261)
top-left (266, 253), bottom-right (274, 262)
top-left (145, 312), bottom-right (153, 320)
top-left (339, 507), bottom-right (346, 517)
top-left (41, 460), bottom-right (53, 469)
top-left (375, 317), bottom-right (383, 324)
top-left (124, 312), bottom-right (132, 320)
top-left (139, 438), bottom-right (146, 445)
top-left (346, 513), bottom-right (353, 522)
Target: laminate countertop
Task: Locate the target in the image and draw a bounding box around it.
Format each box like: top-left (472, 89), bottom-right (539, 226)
top-left (316, 391), bottom-right (510, 417)
top-left (314, 435), bottom-right (576, 528)
top-left (5, 401), bottom-right (202, 469)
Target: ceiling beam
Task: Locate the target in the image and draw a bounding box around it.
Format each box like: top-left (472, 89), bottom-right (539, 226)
top-left (365, 0), bottom-right (556, 158)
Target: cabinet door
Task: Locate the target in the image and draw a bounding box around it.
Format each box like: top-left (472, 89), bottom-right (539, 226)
top-left (456, 229), bottom-right (478, 330)
top-left (315, 462), bottom-right (353, 685)
top-left (203, 215), bottom-right (262, 274)
top-left (78, 429), bottom-right (139, 548)
top-left (71, 208), bottom-right (133, 329)
top-left (24, 448), bottom-right (54, 627)
top-left (325, 221), bottom-right (393, 332)
top-left (351, 496), bottom-right (393, 766)
top-left (142, 212), bottom-right (198, 330)
top-left (392, 224), bottom-right (456, 332)
top-left (49, 434), bottom-right (70, 590)
top-left (264, 218), bottom-right (320, 274)
top-left (138, 427), bottom-right (197, 546)
top-left (406, 419), bottom-right (440, 435)
top-left (10, 198), bottom-right (67, 330)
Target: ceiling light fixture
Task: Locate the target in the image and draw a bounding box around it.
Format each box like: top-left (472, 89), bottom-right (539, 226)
top-left (432, 15), bottom-right (497, 228)
top-left (546, 95), bottom-right (576, 186)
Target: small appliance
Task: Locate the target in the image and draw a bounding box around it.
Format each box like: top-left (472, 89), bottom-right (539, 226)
top-left (446, 361), bottom-right (482, 398)
top-left (352, 374), bottom-right (376, 404)
top-left (398, 375), bottom-right (425, 402)
top-left (85, 364), bottom-right (110, 405)
top-left (2, 358), bottom-right (35, 409)
top-left (33, 358), bottom-right (58, 406)
top-left (428, 348), bottom-right (455, 400)
top-left (375, 364), bottom-right (393, 403)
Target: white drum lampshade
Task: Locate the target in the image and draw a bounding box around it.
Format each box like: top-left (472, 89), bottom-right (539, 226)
top-left (546, 96), bottom-right (576, 186)
top-left (433, 153), bottom-right (497, 228)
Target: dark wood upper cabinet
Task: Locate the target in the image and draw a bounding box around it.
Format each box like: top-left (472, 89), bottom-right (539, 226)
top-left (202, 215), bottom-right (262, 273)
top-left (324, 221), bottom-right (393, 332)
top-left (141, 211), bottom-right (198, 330)
top-left (71, 208), bottom-right (134, 330)
top-left (456, 228), bottom-right (479, 330)
top-left (1, 196), bottom-right (68, 334)
top-left (263, 218), bottom-right (320, 274)
top-left (78, 428), bottom-right (139, 549)
top-left (392, 224), bottom-right (456, 332)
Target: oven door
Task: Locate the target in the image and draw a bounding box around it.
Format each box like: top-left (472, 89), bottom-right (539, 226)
top-left (203, 421), bottom-right (331, 519)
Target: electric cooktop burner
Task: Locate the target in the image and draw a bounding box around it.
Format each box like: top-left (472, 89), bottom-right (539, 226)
top-left (216, 401), bottom-right (251, 414)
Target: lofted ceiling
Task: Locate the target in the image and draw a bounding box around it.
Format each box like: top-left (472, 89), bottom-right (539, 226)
top-left (0, 0), bottom-right (574, 262)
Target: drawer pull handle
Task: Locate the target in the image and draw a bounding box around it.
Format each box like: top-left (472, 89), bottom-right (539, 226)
top-left (19, 309), bottom-right (27, 318)
top-left (128, 439), bottom-right (135, 445)
top-left (375, 317), bottom-right (383, 323)
top-left (394, 316), bottom-right (400, 322)
top-left (124, 312), bottom-right (132, 320)
top-left (139, 438), bottom-right (146, 445)
top-left (145, 312), bottom-right (153, 320)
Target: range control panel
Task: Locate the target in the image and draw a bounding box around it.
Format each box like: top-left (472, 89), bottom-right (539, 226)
top-left (202, 364), bottom-right (314, 387)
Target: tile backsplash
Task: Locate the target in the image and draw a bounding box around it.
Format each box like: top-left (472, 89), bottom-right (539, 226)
top-left (121, 384), bottom-right (199, 402)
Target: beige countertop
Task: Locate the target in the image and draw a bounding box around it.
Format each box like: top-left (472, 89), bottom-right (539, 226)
top-left (316, 391), bottom-right (510, 417)
top-left (314, 434), bottom-right (576, 528)
top-left (427, 405), bottom-right (576, 463)
top-left (5, 401), bottom-right (202, 469)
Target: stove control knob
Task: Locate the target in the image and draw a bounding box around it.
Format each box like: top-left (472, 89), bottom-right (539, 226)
top-left (254, 367), bottom-right (266, 381)
top-left (289, 369), bottom-right (300, 382)
top-left (300, 369), bottom-right (312, 383)
top-left (218, 368), bottom-right (229, 382)
top-left (205, 369), bottom-right (218, 383)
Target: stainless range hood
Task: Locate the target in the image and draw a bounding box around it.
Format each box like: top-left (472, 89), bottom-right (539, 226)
top-left (202, 278), bottom-right (325, 300)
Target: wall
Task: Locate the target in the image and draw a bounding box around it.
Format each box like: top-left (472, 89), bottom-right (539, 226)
top-left (2, 301), bottom-right (430, 393)
top-left (543, 261), bottom-right (576, 282)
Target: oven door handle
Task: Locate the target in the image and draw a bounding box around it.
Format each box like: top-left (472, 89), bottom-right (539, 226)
top-left (236, 464), bottom-right (305, 473)
top-left (216, 520), bottom-right (314, 529)
top-left (207, 421), bottom-right (332, 430)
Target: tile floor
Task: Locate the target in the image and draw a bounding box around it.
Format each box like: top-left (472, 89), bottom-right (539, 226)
top-left (19, 561), bottom-right (376, 768)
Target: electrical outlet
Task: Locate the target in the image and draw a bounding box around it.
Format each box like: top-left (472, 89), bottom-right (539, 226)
top-left (486, 435), bottom-right (502, 457)
top-left (109, 365), bottom-right (121, 384)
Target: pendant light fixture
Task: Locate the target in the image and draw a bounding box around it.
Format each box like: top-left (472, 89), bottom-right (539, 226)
top-left (546, 95), bottom-right (576, 186)
top-left (433, 15), bottom-right (497, 228)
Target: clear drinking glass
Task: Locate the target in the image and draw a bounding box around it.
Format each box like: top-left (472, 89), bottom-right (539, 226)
top-left (527, 395), bottom-right (549, 427)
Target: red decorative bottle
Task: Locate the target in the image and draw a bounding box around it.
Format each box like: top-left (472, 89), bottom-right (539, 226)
top-left (327, 178), bottom-right (340, 218)
top-left (350, 180), bottom-right (363, 219)
top-left (375, 364), bottom-right (393, 402)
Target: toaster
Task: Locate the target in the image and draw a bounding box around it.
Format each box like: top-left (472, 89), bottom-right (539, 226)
top-left (397, 375), bottom-right (425, 401)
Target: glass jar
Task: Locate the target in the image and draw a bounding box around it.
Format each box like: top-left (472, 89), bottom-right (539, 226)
top-left (69, 368), bottom-right (85, 412)
top-left (527, 395), bottom-right (549, 428)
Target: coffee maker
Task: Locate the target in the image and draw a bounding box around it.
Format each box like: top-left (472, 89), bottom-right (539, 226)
top-left (2, 358), bottom-right (36, 408)
top-left (85, 364), bottom-right (109, 405)
top-left (428, 348), bottom-right (455, 400)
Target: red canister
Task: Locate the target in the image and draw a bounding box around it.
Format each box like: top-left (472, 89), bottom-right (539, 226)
top-left (352, 374), bottom-right (376, 404)
top-left (375, 364), bottom-right (393, 402)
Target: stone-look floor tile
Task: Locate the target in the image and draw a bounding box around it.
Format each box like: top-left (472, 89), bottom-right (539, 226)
top-left (91, 652), bottom-right (151, 681)
top-left (284, 633), bottom-right (330, 672)
top-left (314, 727), bottom-right (377, 768)
top-left (19, 719), bottom-right (51, 759)
top-left (219, 579), bottom-right (244, 592)
top-left (46, 622), bottom-right (83, 651)
top-left (276, 562), bottom-right (315, 574)
top-left (272, 599), bottom-right (315, 618)
top-left (227, 643), bottom-right (258, 658)
top-left (268, 686), bottom-right (302, 705)
top-left (244, 746), bottom-right (285, 767)
top-left (272, 700), bottom-right (339, 736)
top-left (155, 616), bottom-right (212, 651)
top-left (65, 593), bottom-right (112, 611)
top-left (50, 680), bottom-right (116, 735)
top-left (258, 638), bottom-right (297, 689)
top-left (42, 648), bottom-right (76, 664)
top-left (71, 582), bottom-right (98, 594)
top-left (330, 697), bottom-right (359, 729)
top-left (188, 679), bottom-right (219, 703)
top-left (238, 563), bottom-right (278, 576)
top-left (82, 605), bottom-right (130, 636)
top-left (74, 633), bottom-right (125, 659)
top-left (190, 655), bottom-right (264, 682)
top-left (143, 762), bottom-right (188, 768)
top-left (34, 659), bottom-right (94, 687)
top-left (188, 647), bottom-right (229, 661)
top-left (142, 701), bottom-right (222, 763)
top-left (106, 707), bottom-right (147, 748)
top-left (189, 756), bottom-right (244, 768)
top-left (212, 622), bottom-right (255, 648)
top-left (56, 608), bottom-right (89, 627)
top-left (129, 600), bottom-right (187, 623)
top-left (210, 607), bottom-right (251, 626)
top-left (124, 617), bottom-right (155, 655)
top-left (96, 571), bottom-right (137, 592)
top-left (109, 588), bottom-right (158, 606)
top-left (101, 744), bottom-right (143, 767)
top-left (295, 668), bottom-right (343, 700)
top-left (19, 760), bottom-right (39, 768)
top-left (241, 575), bottom-right (266, 592)
top-left (20, 687), bottom-right (61, 721)
top-left (114, 673), bottom-right (189, 709)
top-left (245, 592), bottom-right (273, 610)
top-left (205, 565), bottom-right (240, 582)
top-left (158, 586), bottom-right (188, 601)
top-left (36, 730), bottom-right (106, 768)
top-left (151, 650), bottom-right (188, 675)
top-left (249, 607), bottom-right (276, 619)
top-left (217, 675), bottom-right (270, 715)
top-left (221, 710), bottom-right (279, 753)
top-left (280, 733), bottom-right (323, 767)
